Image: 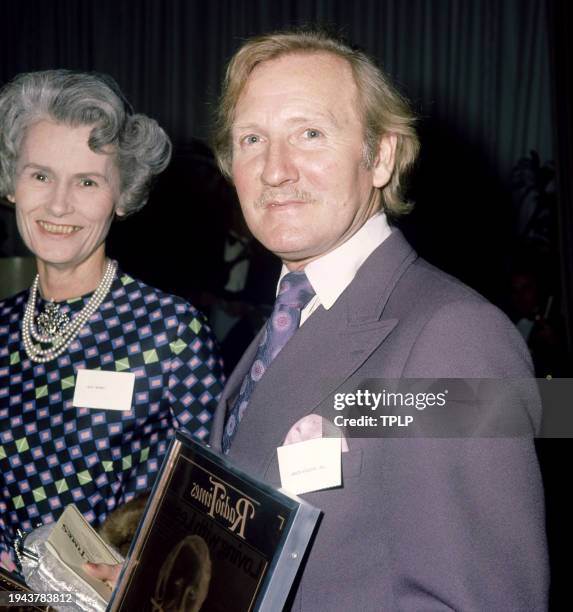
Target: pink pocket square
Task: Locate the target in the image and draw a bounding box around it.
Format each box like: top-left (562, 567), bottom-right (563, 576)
top-left (283, 414), bottom-right (349, 452)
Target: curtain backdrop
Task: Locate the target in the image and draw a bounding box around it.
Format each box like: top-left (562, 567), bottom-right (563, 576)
top-left (0, 0), bottom-right (552, 182)
top-left (547, 0), bottom-right (573, 360)
top-left (1, 0), bottom-right (563, 313)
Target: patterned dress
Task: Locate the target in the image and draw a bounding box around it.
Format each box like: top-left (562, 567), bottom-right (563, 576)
top-left (0, 268), bottom-right (224, 571)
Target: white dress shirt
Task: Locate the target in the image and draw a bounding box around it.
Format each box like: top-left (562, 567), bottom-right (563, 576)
top-left (277, 212), bottom-right (393, 325)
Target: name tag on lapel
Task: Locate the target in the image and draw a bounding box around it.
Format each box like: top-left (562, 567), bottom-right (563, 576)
top-left (277, 437), bottom-right (341, 495)
top-left (72, 369), bottom-right (135, 411)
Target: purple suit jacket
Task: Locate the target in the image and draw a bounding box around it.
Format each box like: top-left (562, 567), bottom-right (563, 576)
top-left (210, 230), bottom-right (548, 611)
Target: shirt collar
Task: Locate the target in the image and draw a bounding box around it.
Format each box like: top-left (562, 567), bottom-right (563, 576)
top-left (278, 212), bottom-right (392, 310)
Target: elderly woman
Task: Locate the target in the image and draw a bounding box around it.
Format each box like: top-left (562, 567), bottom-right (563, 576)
top-left (0, 70), bottom-right (224, 573)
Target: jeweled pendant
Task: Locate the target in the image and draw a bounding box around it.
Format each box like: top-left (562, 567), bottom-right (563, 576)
top-left (36, 301), bottom-right (69, 338)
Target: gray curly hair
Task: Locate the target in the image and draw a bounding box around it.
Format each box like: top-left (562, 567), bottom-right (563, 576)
top-left (212, 29), bottom-right (419, 217)
top-left (0, 70), bottom-right (171, 215)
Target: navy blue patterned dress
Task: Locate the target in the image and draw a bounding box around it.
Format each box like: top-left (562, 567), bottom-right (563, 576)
top-left (0, 268), bottom-right (224, 570)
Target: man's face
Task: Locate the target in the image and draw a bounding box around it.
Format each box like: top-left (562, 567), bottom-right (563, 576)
top-left (231, 52), bottom-right (395, 269)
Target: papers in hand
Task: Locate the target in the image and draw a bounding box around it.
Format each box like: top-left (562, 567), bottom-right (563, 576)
top-left (46, 504), bottom-right (123, 601)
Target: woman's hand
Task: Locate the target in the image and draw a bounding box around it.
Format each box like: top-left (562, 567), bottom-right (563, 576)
top-left (83, 562), bottom-right (123, 590)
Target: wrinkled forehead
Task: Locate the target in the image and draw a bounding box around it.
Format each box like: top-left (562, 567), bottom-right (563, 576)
top-left (16, 119), bottom-right (120, 183)
top-left (19, 118), bottom-right (117, 161)
top-left (248, 50), bottom-right (354, 83)
top-left (234, 51), bottom-right (361, 125)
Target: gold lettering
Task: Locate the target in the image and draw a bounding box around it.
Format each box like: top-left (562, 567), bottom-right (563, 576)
top-left (190, 476), bottom-right (256, 537)
top-left (208, 478), bottom-right (227, 519)
top-left (230, 497), bottom-right (256, 539)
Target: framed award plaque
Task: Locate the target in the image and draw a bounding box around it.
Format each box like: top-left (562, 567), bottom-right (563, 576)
top-left (109, 432), bottom-right (321, 611)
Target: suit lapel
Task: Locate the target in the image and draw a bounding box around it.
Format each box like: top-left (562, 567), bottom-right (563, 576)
top-left (209, 326), bottom-right (265, 451)
top-left (218, 230), bottom-right (417, 477)
top-left (226, 310), bottom-right (399, 475)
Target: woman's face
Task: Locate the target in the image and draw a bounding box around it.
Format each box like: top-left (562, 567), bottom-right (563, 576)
top-left (8, 120), bottom-right (120, 273)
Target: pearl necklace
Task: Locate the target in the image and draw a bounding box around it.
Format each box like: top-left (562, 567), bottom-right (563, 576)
top-left (22, 259), bottom-right (117, 363)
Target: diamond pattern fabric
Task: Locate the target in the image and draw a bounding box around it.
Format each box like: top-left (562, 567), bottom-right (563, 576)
top-left (0, 269), bottom-right (224, 571)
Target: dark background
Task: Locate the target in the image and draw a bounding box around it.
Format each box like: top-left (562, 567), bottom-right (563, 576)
top-left (1, 0), bottom-right (572, 608)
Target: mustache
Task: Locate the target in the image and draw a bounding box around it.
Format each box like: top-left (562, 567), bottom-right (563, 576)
top-left (254, 189), bottom-right (315, 209)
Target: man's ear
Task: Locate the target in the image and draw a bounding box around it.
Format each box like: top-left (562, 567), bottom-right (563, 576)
top-left (5, 194), bottom-right (15, 204)
top-left (115, 206), bottom-right (126, 218)
top-left (371, 133), bottom-right (397, 189)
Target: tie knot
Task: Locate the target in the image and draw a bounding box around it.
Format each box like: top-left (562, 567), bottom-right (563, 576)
top-left (276, 271), bottom-right (315, 309)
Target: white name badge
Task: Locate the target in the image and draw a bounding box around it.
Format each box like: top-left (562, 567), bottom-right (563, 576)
top-left (72, 369), bottom-right (135, 411)
top-left (277, 437), bottom-right (341, 496)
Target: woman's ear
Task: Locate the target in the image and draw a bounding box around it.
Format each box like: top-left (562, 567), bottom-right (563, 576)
top-left (371, 133), bottom-right (397, 189)
top-left (6, 194), bottom-right (15, 203)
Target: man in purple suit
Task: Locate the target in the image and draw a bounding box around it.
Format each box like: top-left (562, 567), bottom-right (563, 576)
top-left (87, 28), bottom-right (547, 609)
top-left (209, 30), bottom-right (549, 610)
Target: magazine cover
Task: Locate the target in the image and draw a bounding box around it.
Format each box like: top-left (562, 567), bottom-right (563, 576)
top-left (109, 432), bottom-right (321, 611)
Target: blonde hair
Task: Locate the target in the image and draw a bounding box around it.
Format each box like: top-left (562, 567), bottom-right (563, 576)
top-left (212, 29), bottom-right (419, 216)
